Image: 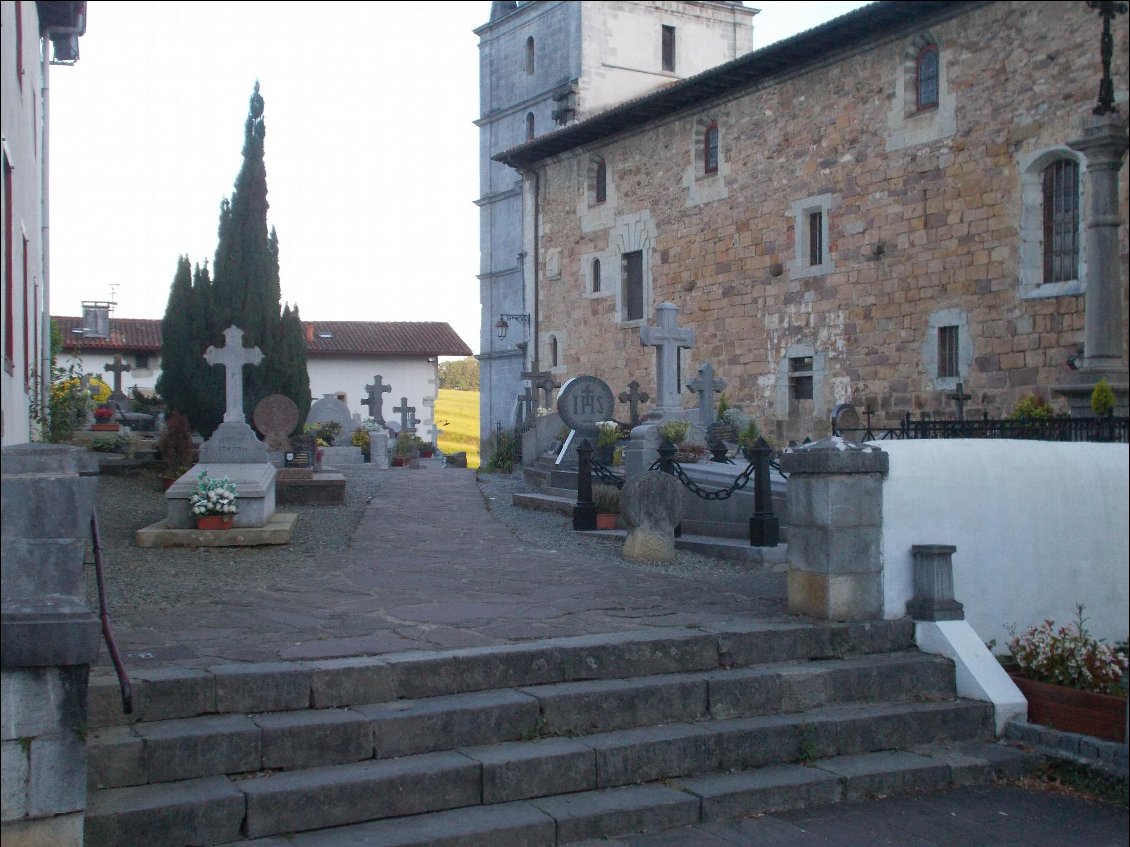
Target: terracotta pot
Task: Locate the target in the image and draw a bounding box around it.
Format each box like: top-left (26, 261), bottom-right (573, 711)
top-left (1010, 673), bottom-right (1126, 742)
top-left (195, 515), bottom-right (234, 531)
top-left (91, 422), bottom-right (120, 432)
top-left (596, 513), bottom-right (619, 530)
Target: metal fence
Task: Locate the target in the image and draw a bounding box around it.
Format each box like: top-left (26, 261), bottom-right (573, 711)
top-left (833, 412), bottom-right (1128, 444)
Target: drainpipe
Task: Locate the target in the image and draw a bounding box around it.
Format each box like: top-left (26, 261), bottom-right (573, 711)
top-left (531, 169), bottom-right (539, 370)
top-left (39, 31), bottom-right (52, 433)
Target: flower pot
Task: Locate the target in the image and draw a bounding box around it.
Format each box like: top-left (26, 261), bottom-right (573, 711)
top-left (1010, 674), bottom-right (1126, 742)
top-left (594, 444), bottom-right (615, 466)
top-left (596, 513), bottom-right (619, 530)
top-left (91, 422), bottom-right (120, 432)
top-left (195, 515), bottom-right (234, 531)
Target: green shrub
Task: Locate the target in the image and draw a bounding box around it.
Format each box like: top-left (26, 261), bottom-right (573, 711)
top-left (1091, 378), bottom-right (1115, 417)
top-left (1007, 394), bottom-right (1053, 421)
top-left (592, 484), bottom-right (621, 514)
top-left (738, 420), bottom-right (762, 448)
top-left (158, 411), bottom-right (195, 477)
top-left (90, 433), bottom-right (131, 454)
top-left (596, 421), bottom-right (622, 447)
top-left (657, 419), bottom-right (690, 444)
top-left (351, 429), bottom-right (371, 451)
top-left (485, 429), bottom-right (519, 473)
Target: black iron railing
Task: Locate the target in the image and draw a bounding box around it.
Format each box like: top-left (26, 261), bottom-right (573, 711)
top-left (834, 412), bottom-right (1128, 444)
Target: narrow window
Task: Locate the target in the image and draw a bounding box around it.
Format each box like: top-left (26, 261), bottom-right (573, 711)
top-left (916, 45), bottom-right (939, 111)
top-left (1042, 160), bottom-right (1079, 284)
top-left (136, 353), bottom-right (151, 370)
top-left (592, 258), bottom-right (602, 293)
top-left (15, 2), bottom-right (23, 88)
top-left (622, 251), bottom-right (644, 321)
top-left (549, 336), bottom-right (559, 367)
top-left (808, 211), bottom-right (823, 266)
top-left (937, 326), bottom-right (959, 378)
top-left (22, 236), bottom-right (29, 386)
top-left (595, 159), bottom-right (607, 203)
top-left (704, 123), bottom-right (719, 175)
top-left (790, 356), bottom-right (814, 401)
top-left (662, 25), bottom-right (676, 72)
top-left (525, 112), bottom-right (535, 141)
top-left (526, 36), bottom-right (535, 75)
top-left (3, 156), bottom-right (14, 374)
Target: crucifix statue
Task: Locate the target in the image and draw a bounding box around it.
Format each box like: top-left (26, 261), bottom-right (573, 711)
top-left (947, 381), bottom-right (971, 421)
top-left (363, 375), bottom-right (393, 425)
top-left (204, 325), bottom-right (264, 423)
top-left (618, 380), bottom-right (651, 427)
top-left (393, 397), bottom-right (416, 434)
top-left (104, 354), bottom-right (132, 402)
top-left (640, 302), bottom-right (695, 417)
top-left (686, 363), bottom-right (727, 426)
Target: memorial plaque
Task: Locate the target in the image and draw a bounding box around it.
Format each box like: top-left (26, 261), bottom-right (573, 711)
top-left (286, 433), bottom-right (316, 468)
top-left (557, 375), bottom-right (615, 436)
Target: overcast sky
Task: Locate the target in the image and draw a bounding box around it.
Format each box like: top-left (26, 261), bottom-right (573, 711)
top-left (47, 1), bottom-right (870, 356)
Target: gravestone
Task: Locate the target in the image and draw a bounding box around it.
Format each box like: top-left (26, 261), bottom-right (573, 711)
top-left (621, 470), bottom-right (685, 562)
top-left (556, 375), bottom-right (615, 468)
top-left (198, 325), bottom-right (270, 464)
top-left (686, 362), bottom-right (726, 427)
top-left (369, 430), bottom-right (390, 469)
top-left (362, 375), bottom-right (392, 426)
top-left (618, 380), bottom-right (651, 427)
top-left (307, 393), bottom-right (357, 445)
top-left (831, 403), bottom-right (861, 434)
top-left (104, 353), bottom-right (132, 405)
top-left (253, 394), bottom-right (299, 453)
top-left (640, 302), bottom-right (695, 419)
top-left (393, 397), bottom-right (416, 435)
top-left (285, 433), bottom-right (315, 470)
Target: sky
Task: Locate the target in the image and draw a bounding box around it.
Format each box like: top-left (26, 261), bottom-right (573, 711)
top-left (47, 1), bottom-right (871, 357)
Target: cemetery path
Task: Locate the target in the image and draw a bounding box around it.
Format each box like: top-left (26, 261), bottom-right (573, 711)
top-left (91, 464), bottom-right (787, 670)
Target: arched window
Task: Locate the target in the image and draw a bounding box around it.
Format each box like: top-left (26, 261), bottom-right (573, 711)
top-left (704, 123), bottom-right (719, 175)
top-left (549, 335), bottom-right (559, 367)
top-left (526, 36), bottom-right (535, 75)
top-left (592, 259), bottom-right (602, 293)
top-left (916, 45), bottom-right (939, 110)
top-left (525, 112), bottom-right (535, 141)
top-left (1042, 159), bottom-right (1079, 284)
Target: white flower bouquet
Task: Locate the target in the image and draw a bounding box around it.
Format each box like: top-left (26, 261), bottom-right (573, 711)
top-left (189, 470), bottom-right (239, 518)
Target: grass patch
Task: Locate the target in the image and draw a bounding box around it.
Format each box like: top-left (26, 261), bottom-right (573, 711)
top-left (435, 389), bottom-right (480, 469)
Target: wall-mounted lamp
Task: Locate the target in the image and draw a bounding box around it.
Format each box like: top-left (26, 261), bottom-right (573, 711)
top-left (495, 313), bottom-right (531, 340)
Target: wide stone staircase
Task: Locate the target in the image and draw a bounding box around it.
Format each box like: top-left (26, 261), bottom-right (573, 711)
top-left (84, 619), bottom-right (1039, 846)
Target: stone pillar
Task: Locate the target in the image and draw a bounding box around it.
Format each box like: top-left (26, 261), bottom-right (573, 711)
top-left (369, 430), bottom-right (390, 470)
top-left (1058, 113), bottom-right (1130, 416)
top-left (780, 437), bottom-right (888, 621)
top-left (906, 544), bottom-right (965, 622)
top-left (2, 444), bottom-right (102, 847)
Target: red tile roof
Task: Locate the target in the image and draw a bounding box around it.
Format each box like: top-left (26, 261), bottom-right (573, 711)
top-left (54, 317), bottom-right (472, 358)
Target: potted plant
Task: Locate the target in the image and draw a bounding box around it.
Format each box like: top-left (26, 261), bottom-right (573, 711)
top-left (594, 421), bottom-right (621, 466)
top-left (189, 470), bottom-right (239, 530)
top-left (351, 428), bottom-right (371, 462)
top-left (392, 431), bottom-right (417, 467)
top-left (158, 411), bottom-right (195, 489)
top-left (1004, 605), bottom-right (1127, 742)
top-left (92, 405), bottom-right (119, 431)
top-left (592, 484), bottom-right (621, 530)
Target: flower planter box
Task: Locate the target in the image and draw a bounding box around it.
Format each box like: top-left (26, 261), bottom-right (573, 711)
top-left (1010, 674), bottom-right (1126, 742)
top-left (91, 423), bottom-right (120, 432)
top-left (596, 513), bottom-right (619, 530)
top-left (195, 515), bottom-right (234, 531)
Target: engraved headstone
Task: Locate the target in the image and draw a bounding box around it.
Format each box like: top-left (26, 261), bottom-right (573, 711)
top-left (640, 302), bottom-right (695, 418)
top-left (285, 433), bottom-right (315, 469)
top-left (621, 471), bottom-right (685, 563)
top-left (307, 393), bottom-right (357, 445)
top-left (253, 394), bottom-right (300, 453)
top-left (557, 376), bottom-right (615, 438)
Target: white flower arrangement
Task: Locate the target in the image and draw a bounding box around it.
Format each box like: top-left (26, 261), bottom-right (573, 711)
top-left (189, 470), bottom-right (239, 518)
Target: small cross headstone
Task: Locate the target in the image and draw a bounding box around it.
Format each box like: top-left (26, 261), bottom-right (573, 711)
top-left (362, 375), bottom-right (392, 425)
top-left (104, 354), bottom-right (132, 403)
top-left (686, 363), bottom-right (727, 425)
top-left (393, 397), bottom-right (416, 434)
top-left (948, 382), bottom-right (971, 421)
top-left (203, 325), bottom-right (264, 423)
top-left (253, 394), bottom-right (299, 453)
top-left (518, 386), bottom-right (537, 421)
top-left (618, 380), bottom-right (651, 427)
top-left (522, 367), bottom-right (558, 409)
top-left (640, 302), bottom-right (695, 417)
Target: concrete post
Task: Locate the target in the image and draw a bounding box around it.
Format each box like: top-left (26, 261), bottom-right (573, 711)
top-left (2, 444), bottom-right (102, 847)
top-left (906, 544), bottom-right (965, 622)
top-left (779, 437), bottom-right (888, 621)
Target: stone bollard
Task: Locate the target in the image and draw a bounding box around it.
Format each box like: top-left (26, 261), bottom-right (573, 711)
top-left (621, 471), bottom-right (684, 562)
top-left (2, 444), bottom-right (102, 847)
top-left (906, 544), bottom-right (965, 621)
top-left (369, 431), bottom-right (390, 469)
top-left (779, 436), bottom-right (888, 621)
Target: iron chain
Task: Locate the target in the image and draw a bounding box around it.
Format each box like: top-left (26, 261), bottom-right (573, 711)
top-left (648, 458), bottom-right (756, 500)
top-left (590, 461), bottom-right (625, 489)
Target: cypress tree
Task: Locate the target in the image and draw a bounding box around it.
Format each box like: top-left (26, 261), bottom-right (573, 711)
top-left (189, 263), bottom-right (224, 436)
top-left (155, 256), bottom-right (197, 420)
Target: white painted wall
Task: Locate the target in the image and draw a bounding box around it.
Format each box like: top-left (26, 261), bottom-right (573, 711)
top-left (58, 350), bottom-right (162, 396)
top-left (879, 440), bottom-right (1129, 648)
top-left (307, 356), bottom-right (439, 441)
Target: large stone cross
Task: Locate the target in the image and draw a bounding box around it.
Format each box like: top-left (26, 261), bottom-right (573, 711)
top-left (393, 397), bottom-right (416, 434)
top-left (362, 375), bottom-right (392, 425)
top-left (104, 354), bottom-right (132, 400)
top-left (640, 302), bottom-right (694, 417)
top-left (686, 363), bottom-right (727, 425)
top-left (521, 367), bottom-right (557, 409)
top-left (618, 380), bottom-right (651, 427)
top-left (947, 381), bottom-right (971, 421)
top-left (204, 325), bottom-right (264, 424)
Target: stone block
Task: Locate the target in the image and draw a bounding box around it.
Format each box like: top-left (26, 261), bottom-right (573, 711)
top-left (713, 622), bottom-right (834, 666)
top-left (87, 673), bottom-right (137, 728)
top-left (678, 764), bottom-right (842, 820)
top-left (530, 784), bottom-right (699, 843)
top-left (275, 475), bottom-right (345, 506)
top-left (832, 703), bottom-right (915, 755)
top-left (777, 665), bottom-right (835, 712)
top-left (135, 714), bottom-right (261, 783)
top-left (87, 726), bottom-right (146, 790)
top-left (306, 657), bottom-right (396, 708)
top-left (1, 811), bottom-right (83, 847)
top-left (555, 631), bottom-right (718, 680)
top-left (914, 740), bottom-right (1042, 786)
top-left (28, 733), bottom-right (86, 817)
top-left (380, 651), bottom-right (462, 699)
top-left (239, 751), bottom-right (480, 838)
top-left (461, 738), bottom-right (597, 803)
top-left (449, 643), bottom-right (567, 692)
top-left (779, 439), bottom-right (888, 476)
top-left (360, 690), bottom-right (540, 758)
top-left (165, 462), bottom-right (276, 529)
top-left (588, 723), bottom-right (720, 787)
top-left (813, 750), bottom-right (951, 800)
top-left (704, 667), bottom-right (782, 720)
top-left (787, 570), bottom-right (883, 621)
top-left (253, 709), bottom-right (372, 770)
top-left (522, 675), bottom-right (707, 735)
top-left (705, 713), bottom-right (801, 770)
top-left (85, 776), bottom-right (244, 847)
top-left (211, 662), bottom-right (311, 713)
top-left (791, 475), bottom-right (884, 528)
top-left (134, 667), bottom-right (216, 722)
top-left (310, 803), bottom-right (555, 847)
top-left (1, 739), bottom-right (29, 820)
top-left (788, 526), bottom-right (882, 575)
top-left (1, 667), bottom-right (87, 739)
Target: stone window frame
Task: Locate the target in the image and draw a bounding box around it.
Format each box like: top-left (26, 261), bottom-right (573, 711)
top-left (661, 24), bottom-right (676, 73)
top-left (921, 308), bottom-right (973, 391)
top-left (886, 32), bottom-right (956, 152)
top-left (788, 193), bottom-right (836, 280)
top-left (685, 116), bottom-right (729, 207)
top-left (526, 36), bottom-right (535, 75)
top-left (692, 117), bottom-right (722, 182)
top-left (915, 43), bottom-right (939, 111)
top-left (589, 155), bottom-right (608, 206)
top-left (610, 212), bottom-right (655, 327)
top-left (544, 331), bottom-right (566, 374)
top-left (1018, 146), bottom-right (1087, 300)
top-left (525, 112), bottom-right (535, 141)
top-left (621, 250), bottom-right (646, 324)
top-left (581, 250), bottom-right (615, 300)
top-left (135, 352), bottom-right (151, 370)
top-left (774, 342), bottom-right (827, 422)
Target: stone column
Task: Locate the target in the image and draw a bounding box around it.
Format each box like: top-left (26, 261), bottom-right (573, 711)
top-left (1059, 113), bottom-right (1130, 415)
top-left (2, 444), bottom-right (102, 847)
top-left (779, 437), bottom-right (889, 621)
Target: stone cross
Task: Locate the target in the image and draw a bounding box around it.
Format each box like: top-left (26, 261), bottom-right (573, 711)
top-left (618, 380), bottom-right (651, 427)
top-left (362, 375), bottom-right (392, 425)
top-left (518, 386), bottom-right (536, 421)
top-left (686, 363), bottom-right (727, 425)
top-left (204, 325), bottom-right (264, 424)
top-left (640, 302), bottom-right (695, 417)
top-left (393, 397), bottom-right (416, 434)
top-left (522, 368), bottom-right (557, 409)
top-left (103, 354), bottom-right (132, 400)
top-left (947, 381), bottom-right (971, 421)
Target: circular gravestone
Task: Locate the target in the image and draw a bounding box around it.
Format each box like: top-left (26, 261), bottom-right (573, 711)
top-left (831, 403), bottom-right (861, 434)
top-left (253, 394), bottom-right (299, 452)
top-left (557, 376), bottom-right (615, 436)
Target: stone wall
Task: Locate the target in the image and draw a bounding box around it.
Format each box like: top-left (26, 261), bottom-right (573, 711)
top-left (530, 2), bottom-right (1129, 444)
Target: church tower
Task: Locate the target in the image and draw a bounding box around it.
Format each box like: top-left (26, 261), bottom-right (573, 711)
top-left (476, 1), bottom-right (756, 443)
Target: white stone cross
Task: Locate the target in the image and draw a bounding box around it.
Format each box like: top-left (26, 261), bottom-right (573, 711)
top-left (640, 302), bottom-right (694, 417)
top-left (204, 325), bottom-right (264, 424)
top-left (687, 362), bottom-right (727, 425)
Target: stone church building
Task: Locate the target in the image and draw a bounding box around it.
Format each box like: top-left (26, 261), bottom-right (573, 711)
top-left (492, 0), bottom-right (1129, 444)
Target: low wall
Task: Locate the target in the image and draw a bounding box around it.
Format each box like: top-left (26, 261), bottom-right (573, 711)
top-left (878, 440), bottom-right (1129, 647)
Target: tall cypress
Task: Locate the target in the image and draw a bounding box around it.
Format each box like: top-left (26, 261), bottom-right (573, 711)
top-left (155, 256), bottom-right (195, 418)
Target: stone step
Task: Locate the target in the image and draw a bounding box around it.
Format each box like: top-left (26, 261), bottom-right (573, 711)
top-left (88, 621), bottom-right (917, 728)
top-left (84, 698), bottom-right (996, 845)
top-left (88, 652), bottom-right (954, 789)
